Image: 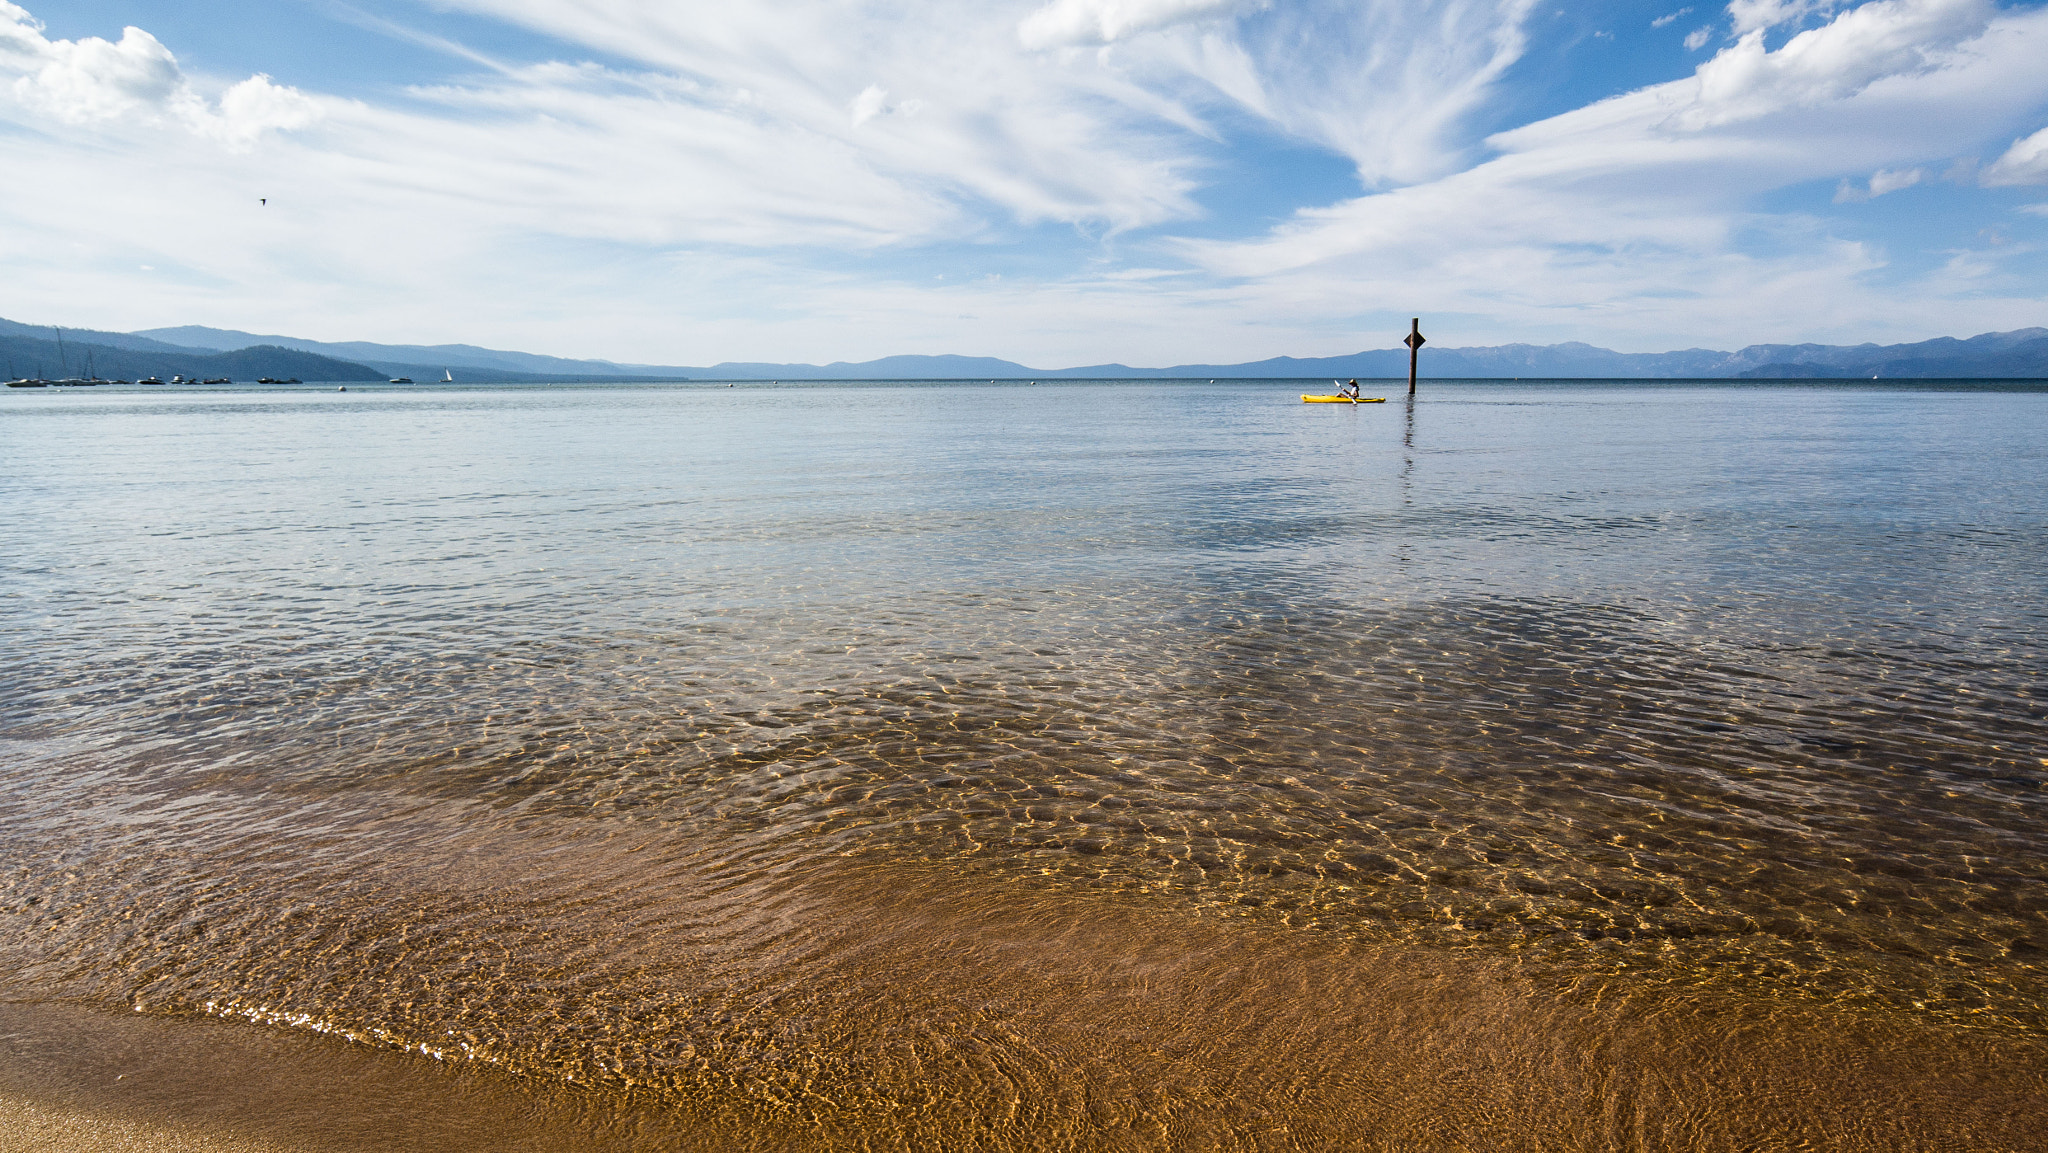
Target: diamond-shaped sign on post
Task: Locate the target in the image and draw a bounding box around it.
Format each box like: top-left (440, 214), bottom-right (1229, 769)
top-left (1404, 318), bottom-right (1426, 395)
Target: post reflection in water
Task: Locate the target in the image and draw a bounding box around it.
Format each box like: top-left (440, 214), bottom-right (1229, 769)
top-left (1395, 391), bottom-right (1417, 576)
top-left (1, 379), bottom-right (2044, 1151)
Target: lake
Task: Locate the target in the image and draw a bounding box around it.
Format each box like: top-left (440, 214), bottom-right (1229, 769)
top-left (2, 379), bottom-right (2043, 1150)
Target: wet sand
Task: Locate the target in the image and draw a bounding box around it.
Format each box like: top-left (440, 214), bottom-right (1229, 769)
top-left (0, 1001), bottom-right (709, 1152)
top-left (0, 1096), bottom-right (284, 1153)
top-left (5, 845), bottom-right (2045, 1152)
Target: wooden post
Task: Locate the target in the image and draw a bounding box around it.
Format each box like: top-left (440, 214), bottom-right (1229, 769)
top-left (1404, 318), bottom-right (1426, 395)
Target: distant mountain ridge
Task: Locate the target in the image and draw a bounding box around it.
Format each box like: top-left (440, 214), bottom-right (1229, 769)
top-left (133, 325), bottom-right (668, 380)
top-left (6, 316), bottom-right (2044, 381)
top-left (0, 327), bottom-right (385, 383)
top-left (0, 320), bottom-right (670, 383)
top-left (1039, 328), bottom-right (2048, 380)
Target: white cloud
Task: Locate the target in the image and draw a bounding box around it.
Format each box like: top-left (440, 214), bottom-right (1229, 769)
top-left (1018, 0), bottom-right (1248, 49)
top-left (1676, 0), bottom-right (1992, 130)
top-left (384, 0), bottom-right (1233, 235)
top-left (1831, 164), bottom-right (1923, 201)
top-left (0, 2), bottom-right (320, 149)
top-left (374, 62), bottom-right (963, 248)
top-left (1983, 124), bottom-right (2048, 185)
top-left (1654, 9), bottom-right (1695, 29)
top-left (1685, 25), bottom-right (1716, 49)
top-left (1153, 0), bottom-right (1540, 184)
top-left (1726, 0), bottom-right (1844, 35)
top-left (207, 75), bottom-right (321, 146)
top-left (1168, 0), bottom-right (2048, 350)
top-left (850, 83), bottom-right (888, 126)
top-left (444, 0), bottom-right (1541, 194)
top-left (10, 22), bottom-right (183, 124)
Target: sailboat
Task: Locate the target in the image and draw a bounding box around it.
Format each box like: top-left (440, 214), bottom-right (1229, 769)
top-left (442, 368), bottom-right (454, 383)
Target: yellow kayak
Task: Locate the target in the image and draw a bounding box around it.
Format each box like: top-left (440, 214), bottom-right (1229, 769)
top-left (1302, 395), bottom-right (1386, 403)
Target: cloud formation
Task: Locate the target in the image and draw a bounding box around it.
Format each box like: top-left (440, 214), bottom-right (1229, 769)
top-left (1676, 0), bottom-right (1991, 129)
top-left (1984, 124), bottom-right (2048, 184)
top-left (0, 2), bottom-right (318, 148)
top-left (1018, 0), bottom-right (1249, 49)
top-left (1173, 0), bottom-right (2048, 348)
top-left (0, 0), bottom-right (2040, 364)
top-left (1726, 0), bottom-right (1845, 34)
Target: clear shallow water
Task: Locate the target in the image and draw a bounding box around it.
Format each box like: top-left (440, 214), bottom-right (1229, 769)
top-left (2, 380), bottom-right (2044, 1149)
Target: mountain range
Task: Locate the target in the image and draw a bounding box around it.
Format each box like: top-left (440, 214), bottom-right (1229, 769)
top-left (5, 316), bottom-right (2045, 382)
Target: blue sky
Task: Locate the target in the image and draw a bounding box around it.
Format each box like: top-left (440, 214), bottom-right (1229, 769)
top-left (2, 0), bottom-right (2045, 366)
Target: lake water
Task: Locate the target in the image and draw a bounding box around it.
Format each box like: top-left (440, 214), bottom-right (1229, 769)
top-left (2, 380), bottom-right (2044, 1150)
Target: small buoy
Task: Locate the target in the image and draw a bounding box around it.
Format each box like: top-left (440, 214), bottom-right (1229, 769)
top-left (337, 386), bottom-right (346, 392)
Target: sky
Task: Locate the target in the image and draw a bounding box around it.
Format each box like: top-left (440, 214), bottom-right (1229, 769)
top-left (2, 0), bottom-right (2045, 367)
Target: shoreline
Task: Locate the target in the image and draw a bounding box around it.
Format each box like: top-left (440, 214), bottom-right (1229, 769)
top-left (0, 1001), bottom-right (717, 1153)
top-left (6, 850), bottom-right (2046, 1151)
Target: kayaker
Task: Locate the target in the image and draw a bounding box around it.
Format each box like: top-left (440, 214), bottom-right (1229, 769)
top-left (1339, 379), bottom-right (1361, 399)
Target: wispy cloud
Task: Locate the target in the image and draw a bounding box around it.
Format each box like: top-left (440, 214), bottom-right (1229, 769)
top-left (314, 0), bottom-right (516, 74)
top-left (1018, 0), bottom-right (1251, 49)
